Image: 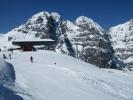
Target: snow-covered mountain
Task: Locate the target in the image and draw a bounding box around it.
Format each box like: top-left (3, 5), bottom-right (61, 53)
top-left (108, 19), bottom-right (133, 68)
top-left (0, 11), bottom-right (114, 68)
top-left (0, 50), bottom-right (133, 100)
top-left (70, 16), bottom-right (113, 68)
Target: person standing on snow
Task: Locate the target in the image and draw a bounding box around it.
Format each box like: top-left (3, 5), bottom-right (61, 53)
top-left (3, 54), bottom-right (6, 59)
top-left (30, 56), bottom-right (33, 63)
top-left (9, 54), bottom-right (11, 59)
top-left (11, 49), bottom-right (13, 54)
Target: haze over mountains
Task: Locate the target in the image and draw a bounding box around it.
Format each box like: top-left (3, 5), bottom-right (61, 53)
top-left (0, 11), bottom-right (133, 69)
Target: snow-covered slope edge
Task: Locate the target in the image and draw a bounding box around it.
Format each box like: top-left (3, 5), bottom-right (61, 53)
top-left (1, 50), bottom-right (133, 100)
top-left (0, 59), bottom-right (23, 100)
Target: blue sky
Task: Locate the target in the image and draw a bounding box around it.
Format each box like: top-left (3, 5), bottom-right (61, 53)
top-left (0, 0), bottom-right (133, 33)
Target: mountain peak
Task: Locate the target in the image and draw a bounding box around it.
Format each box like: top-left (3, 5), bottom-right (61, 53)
top-left (75, 16), bottom-right (104, 35)
top-left (108, 19), bottom-right (133, 68)
top-left (75, 16), bottom-right (94, 26)
top-left (32, 11), bottom-right (50, 18)
top-left (129, 19), bottom-right (133, 25)
top-left (51, 12), bottom-right (61, 22)
top-left (28, 11), bottom-right (61, 24)
top-left (129, 19), bottom-right (133, 22)
top-left (28, 11), bottom-right (50, 23)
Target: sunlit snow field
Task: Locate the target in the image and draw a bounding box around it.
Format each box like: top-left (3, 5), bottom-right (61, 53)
top-left (0, 50), bottom-right (133, 100)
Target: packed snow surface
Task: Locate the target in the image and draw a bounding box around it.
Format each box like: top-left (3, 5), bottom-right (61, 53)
top-left (0, 50), bottom-right (133, 100)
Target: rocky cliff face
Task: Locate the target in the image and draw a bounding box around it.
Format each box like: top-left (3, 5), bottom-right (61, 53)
top-left (63, 16), bottom-right (113, 67)
top-left (0, 11), bottom-right (114, 68)
top-left (108, 19), bottom-right (133, 68)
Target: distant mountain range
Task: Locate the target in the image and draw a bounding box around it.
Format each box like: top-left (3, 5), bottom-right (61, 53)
top-left (0, 11), bottom-right (133, 69)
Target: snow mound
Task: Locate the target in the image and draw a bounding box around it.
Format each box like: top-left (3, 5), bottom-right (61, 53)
top-left (0, 59), bottom-right (15, 84)
top-left (0, 59), bottom-right (23, 100)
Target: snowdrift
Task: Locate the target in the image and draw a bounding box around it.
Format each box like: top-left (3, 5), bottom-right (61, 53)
top-left (0, 59), bottom-right (15, 84)
top-left (0, 59), bottom-right (23, 100)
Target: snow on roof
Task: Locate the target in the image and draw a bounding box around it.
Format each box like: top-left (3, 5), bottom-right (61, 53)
top-left (12, 39), bottom-right (56, 46)
top-left (13, 39), bottom-right (55, 42)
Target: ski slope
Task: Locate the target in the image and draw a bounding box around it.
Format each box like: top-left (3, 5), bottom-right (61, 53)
top-left (0, 50), bottom-right (133, 100)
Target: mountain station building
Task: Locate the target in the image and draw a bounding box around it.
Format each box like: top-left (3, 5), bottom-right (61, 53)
top-left (12, 39), bottom-right (56, 51)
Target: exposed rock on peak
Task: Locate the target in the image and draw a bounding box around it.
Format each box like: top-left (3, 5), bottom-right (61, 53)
top-left (75, 16), bottom-right (104, 35)
top-left (108, 19), bottom-right (133, 68)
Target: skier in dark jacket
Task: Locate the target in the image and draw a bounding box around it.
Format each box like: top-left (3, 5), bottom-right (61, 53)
top-left (3, 54), bottom-right (6, 59)
top-left (30, 56), bottom-right (33, 63)
top-left (9, 54), bottom-right (11, 59)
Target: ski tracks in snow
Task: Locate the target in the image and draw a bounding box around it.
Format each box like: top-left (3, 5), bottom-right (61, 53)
top-left (48, 65), bottom-right (78, 77)
top-left (47, 64), bottom-right (133, 100)
top-left (4, 52), bottom-right (133, 100)
top-left (79, 72), bottom-right (133, 100)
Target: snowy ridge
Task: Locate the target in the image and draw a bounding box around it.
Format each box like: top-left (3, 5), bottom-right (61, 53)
top-left (109, 20), bottom-right (133, 43)
top-left (75, 16), bottom-right (105, 35)
top-left (108, 19), bottom-right (133, 68)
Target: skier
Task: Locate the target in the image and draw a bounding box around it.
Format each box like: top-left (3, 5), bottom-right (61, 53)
top-left (3, 54), bottom-right (6, 59)
top-left (11, 49), bottom-right (13, 54)
top-left (9, 54), bottom-right (11, 59)
top-left (30, 56), bottom-right (33, 63)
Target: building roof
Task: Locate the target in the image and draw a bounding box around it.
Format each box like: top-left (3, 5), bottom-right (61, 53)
top-left (14, 39), bottom-right (55, 42)
top-left (12, 39), bottom-right (56, 46)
